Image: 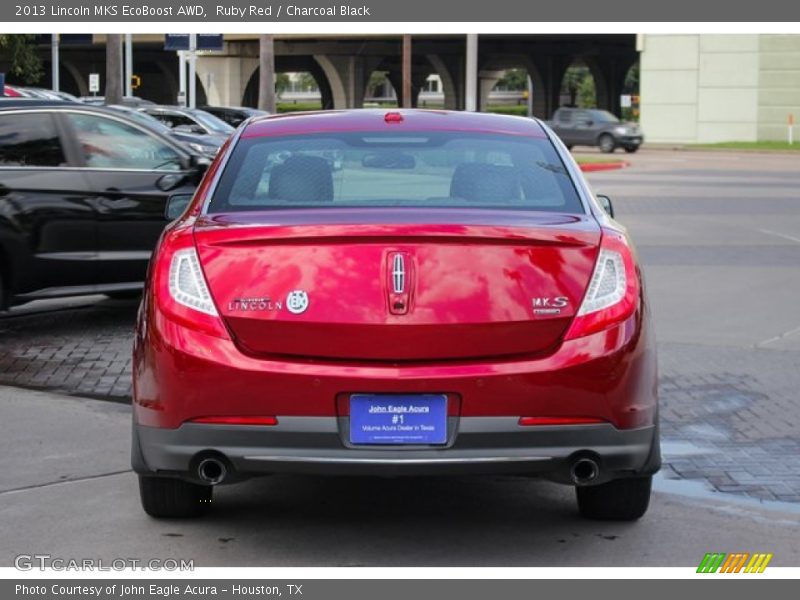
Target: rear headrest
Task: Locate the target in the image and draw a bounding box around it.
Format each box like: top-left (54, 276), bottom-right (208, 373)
top-left (450, 163), bottom-right (522, 203)
top-left (268, 155), bottom-right (333, 202)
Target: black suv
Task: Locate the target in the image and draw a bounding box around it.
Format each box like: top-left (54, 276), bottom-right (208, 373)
top-left (0, 100), bottom-right (207, 308)
top-left (547, 108), bottom-right (643, 153)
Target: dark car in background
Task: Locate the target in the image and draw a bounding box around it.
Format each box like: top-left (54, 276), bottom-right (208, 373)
top-left (0, 99), bottom-right (208, 308)
top-left (108, 104), bottom-right (222, 157)
top-left (547, 108), bottom-right (643, 153)
top-left (198, 105), bottom-right (269, 128)
top-left (139, 106), bottom-right (234, 151)
top-left (139, 106), bottom-right (234, 135)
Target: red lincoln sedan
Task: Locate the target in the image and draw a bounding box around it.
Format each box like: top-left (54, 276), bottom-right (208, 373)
top-left (132, 109), bottom-right (659, 520)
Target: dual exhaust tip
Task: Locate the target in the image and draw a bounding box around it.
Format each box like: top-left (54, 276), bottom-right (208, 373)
top-left (196, 454), bottom-right (600, 486)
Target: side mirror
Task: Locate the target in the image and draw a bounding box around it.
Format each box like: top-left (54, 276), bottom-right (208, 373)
top-left (190, 154), bottom-right (212, 171)
top-left (189, 154), bottom-right (212, 183)
top-left (165, 192), bottom-right (194, 220)
top-left (596, 194), bottom-right (614, 218)
top-left (155, 172), bottom-right (186, 192)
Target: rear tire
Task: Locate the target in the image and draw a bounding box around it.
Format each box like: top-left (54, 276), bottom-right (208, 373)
top-left (138, 475), bottom-right (212, 518)
top-left (598, 134), bottom-right (616, 153)
top-left (576, 475), bottom-right (652, 521)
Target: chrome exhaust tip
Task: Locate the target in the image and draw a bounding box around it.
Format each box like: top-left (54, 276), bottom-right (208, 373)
top-left (570, 457), bottom-right (600, 485)
top-left (197, 457), bottom-right (227, 485)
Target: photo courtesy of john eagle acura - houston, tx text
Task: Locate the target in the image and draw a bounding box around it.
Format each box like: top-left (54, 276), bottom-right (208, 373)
top-left (132, 109), bottom-right (660, 520)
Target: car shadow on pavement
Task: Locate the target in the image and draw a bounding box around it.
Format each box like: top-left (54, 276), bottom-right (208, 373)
top-left (174, 473), bottom-right (642, 566)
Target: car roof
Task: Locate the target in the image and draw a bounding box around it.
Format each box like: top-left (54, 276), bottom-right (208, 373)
top-left (0, 98), bottom-right (80, 109)
top-left (241, 109), bottom-right (547, 139)
top-left (145, 105), bottom-right (195, 113)
top-left (203, 105), bottom-right (264, 112)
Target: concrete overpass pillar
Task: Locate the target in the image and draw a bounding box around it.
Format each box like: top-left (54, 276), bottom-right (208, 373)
top-left (314, 55), bottom-right (382, 109)
top-left (529, 56), bottom-right (570, 120)
top-left (478, 70), bottom-right (503, 112)
top-left (196, 54), bottom-right (258, 107)
top-left (387, 68), bottom-right (432, 108)
top-left (426, 54), bottom-right (461, 110)
top-left (586, 55), bottom-right (636, 116)
top-left (313, 55), bottom-right (348, 109)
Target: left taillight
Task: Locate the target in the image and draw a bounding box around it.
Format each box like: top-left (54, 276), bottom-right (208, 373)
top-left (169, 248), bottom-right (218, 316)
top-left (154, 228), bottom-right (230, 339)
top-left (564, 230), bottom-right (640, 340)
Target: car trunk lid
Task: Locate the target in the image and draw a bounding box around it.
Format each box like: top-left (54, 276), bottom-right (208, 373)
top-left (193, 209), bottom-right (601, 361)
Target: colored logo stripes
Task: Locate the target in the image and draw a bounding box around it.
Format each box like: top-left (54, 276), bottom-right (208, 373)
top-left (697, 553), bottom-right (773, 573)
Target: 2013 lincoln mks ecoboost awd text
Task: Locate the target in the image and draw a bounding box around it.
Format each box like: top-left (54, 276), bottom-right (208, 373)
top-left (132, 110), bottom-right (660, 521)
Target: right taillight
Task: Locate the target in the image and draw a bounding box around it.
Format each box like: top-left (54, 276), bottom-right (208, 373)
top-left (564, 231), bottom-right (640, 340)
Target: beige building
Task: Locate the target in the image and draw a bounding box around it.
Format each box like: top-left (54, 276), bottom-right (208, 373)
top-left (640, 34), bottom-right (800, 143)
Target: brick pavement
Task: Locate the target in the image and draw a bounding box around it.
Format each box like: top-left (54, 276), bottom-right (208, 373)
top-left (0, 301), bottom-right (134, 401)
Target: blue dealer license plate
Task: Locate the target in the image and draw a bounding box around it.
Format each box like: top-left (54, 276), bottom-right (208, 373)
top-left (349, 394), bottom-right (448, 445)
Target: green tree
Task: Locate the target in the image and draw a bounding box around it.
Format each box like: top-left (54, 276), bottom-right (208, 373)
top-left (367, 71), bottom-right (388, 96)
top-left (296, 72), bottom-right (318, 92)
top-left (623, 62), bottom-right (639, 94)
top-left (577, 74), bottom-right (596, 108)
top-left (496, 68), bottom-right (527, 91)
top-left (275, 73), bottom-right (290, 97)
top-left (560, 63), bottom-right (596, 108)
top-left (0, 34), bottom-right (43, 84)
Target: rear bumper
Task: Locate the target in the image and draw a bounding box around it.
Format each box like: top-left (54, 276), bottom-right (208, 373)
top-left (134, 305), bottom-right (658, 431)
top-left (133, 418), bottom-right (659, 484)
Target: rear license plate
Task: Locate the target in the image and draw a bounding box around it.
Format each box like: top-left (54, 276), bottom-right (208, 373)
top-left (349, 394), bottom-right (448, 445)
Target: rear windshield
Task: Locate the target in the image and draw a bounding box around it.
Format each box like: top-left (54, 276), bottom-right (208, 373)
top-left (208, 131), bottom-right (583, 213)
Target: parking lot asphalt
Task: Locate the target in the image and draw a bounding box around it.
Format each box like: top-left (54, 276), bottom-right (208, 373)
top-left (2, 385), bottom-right (799, 567)
top-left (1, 148), bottom-right (800, 566)
top-left (585, 149), bottom-right (800, 502)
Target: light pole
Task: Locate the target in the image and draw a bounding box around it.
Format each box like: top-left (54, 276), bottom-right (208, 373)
top-left (104, 34), bottom-right (123, 105)
top-left (402, 34), bottom-right (412, 108)
top-left (258, 34), bottom-right (276, 113)
top-left (465, 34), bottom-right (478, 112)
top-left (51, 34), bottom-right (59, 92)
top-left (188, 34), bottom-right (197, 108)
top-left (124, 34), bottom-right (133, 97)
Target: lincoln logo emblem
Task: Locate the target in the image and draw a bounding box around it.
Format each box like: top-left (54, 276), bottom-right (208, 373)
top-left (392, 253), bottom-right (406, 294)
top-left (286, 290), bottom-right (309, 314)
